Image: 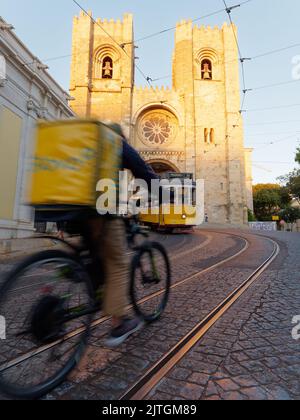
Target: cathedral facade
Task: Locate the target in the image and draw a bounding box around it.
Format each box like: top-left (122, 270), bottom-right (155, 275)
top-left (70, 12), bottom-right (253, 225)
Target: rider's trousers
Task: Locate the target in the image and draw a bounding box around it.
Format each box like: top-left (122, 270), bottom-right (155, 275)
top-left (84, 217), bottom-right (128, 318)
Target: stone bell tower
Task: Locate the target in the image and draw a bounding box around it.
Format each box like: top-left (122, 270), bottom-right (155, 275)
top-left (70, 12), bottom-right (134, 138)
top-left (172, 21), bottom-right (248, 225)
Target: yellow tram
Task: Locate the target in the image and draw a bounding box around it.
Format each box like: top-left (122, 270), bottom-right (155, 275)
top-left (139, 173), bottom-right (198, 232)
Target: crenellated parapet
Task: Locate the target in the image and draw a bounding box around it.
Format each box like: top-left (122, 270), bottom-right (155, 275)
top-left (73, 11), bottom-right (133, 41)
top-left (133, 85), bottom-right (174, 102)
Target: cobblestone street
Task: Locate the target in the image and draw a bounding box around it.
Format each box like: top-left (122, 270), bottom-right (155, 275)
top-left (148, 230), bottom-right (300, 401)
top-left (0, 229), bottom-right (299, 401)
top-left (2, 0), bottom-right (300, 404)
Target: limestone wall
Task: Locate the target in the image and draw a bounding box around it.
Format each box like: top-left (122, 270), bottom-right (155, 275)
top-left (69, 13), bottom-right (252, 225)
top-left (132, 86), bottom-right (186, 172)
top-left (70, 12), bottom-right (134, 138)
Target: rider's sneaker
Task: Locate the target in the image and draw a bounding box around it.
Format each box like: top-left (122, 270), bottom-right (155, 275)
top-left (105, 317), bottom-right (144, 348)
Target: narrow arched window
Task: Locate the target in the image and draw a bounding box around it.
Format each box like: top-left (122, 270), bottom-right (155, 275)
top-left (102, 57), bottom-right (113, 79)
top-left (204, 128), bottom-right (209, 143)
top-left (210, 128), bottom-right (215, 144)
top-left (201, 59), bottom-right (212, 80)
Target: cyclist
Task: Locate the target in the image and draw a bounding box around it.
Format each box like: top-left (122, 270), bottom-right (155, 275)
top-left (36, 123), bottom-right (158, 347)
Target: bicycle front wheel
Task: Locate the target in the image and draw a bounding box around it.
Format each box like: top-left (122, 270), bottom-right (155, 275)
top-left (130, 242), bottom-right (171, 323)
top-left (0, 250), bottom-right (94, 399)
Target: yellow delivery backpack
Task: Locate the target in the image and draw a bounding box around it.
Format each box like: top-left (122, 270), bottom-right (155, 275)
top-left (28, 120), bottom-right (122, 212)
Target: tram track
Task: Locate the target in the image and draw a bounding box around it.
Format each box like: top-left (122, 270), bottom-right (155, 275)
top-left (0, 232), bottom-right (246, 374)
top-left (1, 231), bottom-right (207, 293)
top-left (120, 236), bottom-right (280, 400)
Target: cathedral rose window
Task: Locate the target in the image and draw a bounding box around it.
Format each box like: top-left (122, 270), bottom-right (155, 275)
top-left (143, 117), bottom-right (171, 144)
top-left (138, 110), bottom-right (178, 146)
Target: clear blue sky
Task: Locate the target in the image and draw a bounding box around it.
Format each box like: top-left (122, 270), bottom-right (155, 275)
top-left (1, 0), bottom-right (300, 184)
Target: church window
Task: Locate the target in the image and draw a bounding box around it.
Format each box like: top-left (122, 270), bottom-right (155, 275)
top-left (201, 59), bottom-right (212, 80)
top-left (102, 56), bottom-right (113, 79)
top-left (210, 128), bottom-right (215, 144)
top-left (204, 128), bottom-right (209, 143)
top-left (204, 128), bottom-right (215, 144)
top-left (138, 109), bottom-right (179, 147)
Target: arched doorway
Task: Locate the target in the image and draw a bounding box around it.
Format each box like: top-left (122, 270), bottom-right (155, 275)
top-left (147, 160), bottom-right (180, 177)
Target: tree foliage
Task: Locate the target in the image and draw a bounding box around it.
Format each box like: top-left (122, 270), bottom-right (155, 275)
top-left (253, 184), bottom-right (290, 221)
top-left (278, 169), bottom-right (300, 204)
top-left (279, 206), bottom-right (300, 228)
top-left (248, 209), bottom-right (256, 222)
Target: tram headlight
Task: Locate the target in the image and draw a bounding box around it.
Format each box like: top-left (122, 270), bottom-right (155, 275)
top-left (182, 214), bottom-right (187, 220)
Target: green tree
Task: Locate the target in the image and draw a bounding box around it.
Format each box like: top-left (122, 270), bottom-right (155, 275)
top-left (253, 184), bottom-right (289, 221)
top-left (279, 206), bottom-right (300, 231)
top-left (248, 209), bottom-right (256, 222)
top-left (279, 169), bottom-right (300, 204)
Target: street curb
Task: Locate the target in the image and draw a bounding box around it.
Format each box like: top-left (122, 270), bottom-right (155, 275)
top-left (0, 236), bottom-right (80, 263)
top-left (0, 238), bottom-right (57, 263)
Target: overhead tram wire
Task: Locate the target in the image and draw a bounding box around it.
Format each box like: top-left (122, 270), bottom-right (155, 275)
top-left (21, 0), bottom-right (255, 69)
top-left (252, 43), bottom-right (300, 60)
top-left (21, 37), bottom-right (300, 82)
top-left (246, 129), bottom-right (300, 137)
top-left (134, 0), bottom-right (255, 43)
top-left (22, 35), bottom-right (300, 71)
top-left (243, 78), bottom-right (300, 93)
top-left (147, 75), bottom-right (172, 83)
top-left (253, 161), bottom-right (295, 165)
top-left (222, 0), bottom-right (247, 91)
top-left (221, 0), bottom-right (250, 141)
top-left (222, 42), bottom-right (300, 67)
top-left (245, 119), bottom-right (300, 127)
top-left (251, 133), bottom-right (300, 151)
top-left (201, 0), bottom-right (252, 158)
top-left (134, 9), bottom-right (226, 43)
top-left (42, 40), bottom-right (300, 67)
top-left (244, 103), bottom-right (300, 113)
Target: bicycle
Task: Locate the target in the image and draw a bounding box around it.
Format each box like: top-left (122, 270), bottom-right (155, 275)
top-left (0, 218), bottom-right (171, 399)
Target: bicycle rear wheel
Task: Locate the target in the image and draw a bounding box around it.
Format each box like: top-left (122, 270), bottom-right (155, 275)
top-left (0, 250), bottom-right (94, 399)
top-left (130, 242), bottom-right (171, 323)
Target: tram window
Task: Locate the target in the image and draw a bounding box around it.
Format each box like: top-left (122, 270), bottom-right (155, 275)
top-left (160, 184), bottom-right (196, 206)
top-left (182, 187), bottom-right (194, 207)
top-left (170, 188), bottom-right (176, 205)
top-left (192, 188), bottom-right (196, 206)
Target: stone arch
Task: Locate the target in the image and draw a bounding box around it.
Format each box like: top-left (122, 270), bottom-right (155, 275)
top-left (94, 44), bottom-right (121, 79)
top-left (132, 103), bottom-right (183, 127)
top-left (147, 159), bottom-right (180, 175)
top-left (195, 48), bottom-right (220, 80)
top-left (196, 48), bottom-right (219, 65)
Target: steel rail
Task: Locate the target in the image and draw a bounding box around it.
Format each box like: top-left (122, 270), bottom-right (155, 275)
top-left (119, 237), bottom-right (280, 400)
top-left (0, 232), bottom-right (246, 373)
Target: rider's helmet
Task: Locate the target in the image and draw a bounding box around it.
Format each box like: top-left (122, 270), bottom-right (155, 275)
top-left (108, 123), bottom-right (125, 138)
